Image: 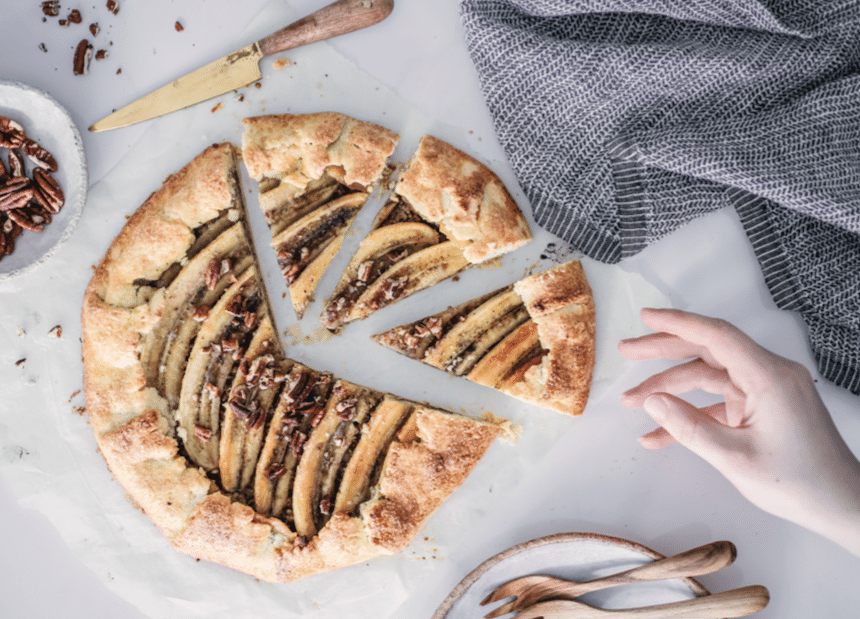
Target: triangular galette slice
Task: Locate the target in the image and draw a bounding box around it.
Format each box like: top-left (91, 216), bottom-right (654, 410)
top-left (241, 112), bottom-right (400, 318)
top-left (82, 143), bottom-right (503, 583)
top-left (373, 260), bottom-right (595, 416)
top-left (321, 134), bottom-right (533, 332)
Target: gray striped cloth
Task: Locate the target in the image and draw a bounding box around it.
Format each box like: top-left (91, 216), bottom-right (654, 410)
top-left (461, 0), bottom-right (860, 394)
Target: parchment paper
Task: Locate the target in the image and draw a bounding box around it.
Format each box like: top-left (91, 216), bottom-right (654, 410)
top-left (0, 2), bottom-right (669, 617)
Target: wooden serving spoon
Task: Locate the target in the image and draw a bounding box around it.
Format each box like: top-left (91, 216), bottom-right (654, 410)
top-left (482, 540), bottom-right (736, 618)
top-left (514, 584), bottom-right (770, 619)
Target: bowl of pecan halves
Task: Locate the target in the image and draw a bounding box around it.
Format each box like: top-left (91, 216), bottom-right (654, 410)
top-left (0, 80), bottom-right (87, 279)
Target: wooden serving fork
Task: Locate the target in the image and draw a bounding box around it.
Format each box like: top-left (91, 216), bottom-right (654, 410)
top-left (481, 540), bottom-right (736, 618)
top-left (513, 585), bottom-right (770, 618)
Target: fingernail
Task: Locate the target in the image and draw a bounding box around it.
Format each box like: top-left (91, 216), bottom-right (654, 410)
top-left (643, 394), bottom-right (668, 421)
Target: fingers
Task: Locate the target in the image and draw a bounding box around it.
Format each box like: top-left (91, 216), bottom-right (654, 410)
top-left (638, 402), bottom-right (730, 449)
top-left (623, 308), bottom-right (778, 394)
top-left (619, 332), bottom-right (722, 368)
top-left (642, 393), bottom-right (736, 457)
top-left (621, 358), bottom-right (744, 408)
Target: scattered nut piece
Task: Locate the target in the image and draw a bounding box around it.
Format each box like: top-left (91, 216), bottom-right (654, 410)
top-left (68, 9), bottom-right (82, 24)
top-left (211, 102), bottom-right (223, 113)
top-left (73, 38), bottom-right (93, 75)
top-left (175, 21), bottom-right (183, 32)
top-left (39, 43), bottom-right (48, 53)
top-left (273, 57), bottom-right (290, 70)
top-left (95, 49), bottom-right (108, 60)
top-left (15, 358), bottom-right (26, 367)
top-left (48, 325), bottom-right (62, 337)
top-left (42, 1), bottom-right (61, 17)
top-left (89, 23), bottom-right (99, 36)
top-left (106, 0), bottom-right (119, 15)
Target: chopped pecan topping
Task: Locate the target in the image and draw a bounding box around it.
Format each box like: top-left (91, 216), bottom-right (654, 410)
top-left (335, 398), bottom-right (357, 421)
top-left (204, 257), bottom-right (221, 289)
top-left (265, 463), bottom-right (286, 482)
top-left (221, 337), bottom-right (239, 350)
top-left (381, 277), bottom-right (408, 301)
top-left (225, 295), bottom-right (245, 317)
top-left (193, 425), bottom-right (211, 442)
top-left (192, 305), bottom-right (210, 321)
top-left (289, 431), bottom-right (307, 458)
top-left (387, 248), bottom-right (409, 262)
top-left (282, 262), bottom-right (301, 284)
top-left (309, 404), bottom-right (327, 428)
top-left (425, 317), bottom-right (443, 337)
top-left (357, 260), bottom-right (373, 282)
top-left (204, 382), bottom-right (221, 398)
top-left (228, 399), bottom-right (252, 419)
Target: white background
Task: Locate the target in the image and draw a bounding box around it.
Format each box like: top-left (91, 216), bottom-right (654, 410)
top-left (1, 1), bottom-right (859, 617)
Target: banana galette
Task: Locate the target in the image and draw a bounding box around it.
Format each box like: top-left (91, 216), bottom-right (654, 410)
top-left (82, 143), bottom-right (502, 583)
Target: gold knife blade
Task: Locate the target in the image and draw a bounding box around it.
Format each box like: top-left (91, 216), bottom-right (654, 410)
top-left (89, 44), bottom-right (263, 132)
top-left (89, 0), bottom-right (394, 132)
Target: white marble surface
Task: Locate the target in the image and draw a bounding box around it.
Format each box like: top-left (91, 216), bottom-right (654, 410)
top-left (1, 1), bottom-right (858, 618)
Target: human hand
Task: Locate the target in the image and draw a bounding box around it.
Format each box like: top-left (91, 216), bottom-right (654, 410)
top-left (619, 308), bottom-right (860, 556)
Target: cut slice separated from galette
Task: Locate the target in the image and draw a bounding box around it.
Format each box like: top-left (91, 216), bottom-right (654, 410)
top-left (321, 134), bottom-right (533, 332)
top-left (373, 260), bottom-right (596, 416)
top-left (241, 112), bottom-right (400, 319)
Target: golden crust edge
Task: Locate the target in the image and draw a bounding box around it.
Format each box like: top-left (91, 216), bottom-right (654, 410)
top-left (504, 260), bottom-right (596, 416)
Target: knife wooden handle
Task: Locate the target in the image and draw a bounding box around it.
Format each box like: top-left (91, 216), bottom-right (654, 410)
top-left (258, 0), bottom-right (394, 56)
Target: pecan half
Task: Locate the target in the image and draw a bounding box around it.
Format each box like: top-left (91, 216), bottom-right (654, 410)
top-left (22, 139), bottom-right (58, 172)
top-left (9, 206), bottom-right (46, 233)
top-left (8, 150), bottom-right (25, 177)
top-left (0, 117), bottom-right (25, 149)
top-left (0, 177), bottom-right (34, 211)
top-left (73, 39), bottom-right (93, 75)
top-left (32, 168), bottom-right (64, 213)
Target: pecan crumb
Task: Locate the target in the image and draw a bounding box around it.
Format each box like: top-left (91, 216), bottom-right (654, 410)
top-left (106, 0), bottom-right (119, 15)
top-left (42, 1), bottom-right (60, 17)
top-left (15, 358), bottom-right (26, 367)
top-left (68, 9), bottom-right (82, 24)
top-left (95, 49), bottom-right (108, 60)
top-left (73, 39), bottom-right (92, 75)
top-left (89, 23), bottom-right (99, 36)
top-left (211, 102), bottom-right (223, 113)
top-left (175, 21), bottom-right (183, 32)
top-left (48, 324), bottom-right (62, 338)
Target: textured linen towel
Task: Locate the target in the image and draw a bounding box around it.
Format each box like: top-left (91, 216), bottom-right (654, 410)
top-left (461, 0), bottom-right (860, 394)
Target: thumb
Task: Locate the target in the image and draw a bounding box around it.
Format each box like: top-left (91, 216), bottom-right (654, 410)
top-left (643, 393), bottom-right (735, 459)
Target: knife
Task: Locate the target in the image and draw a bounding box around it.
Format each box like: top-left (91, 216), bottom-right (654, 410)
top-left (89, 0), bottom-right (394, 132)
